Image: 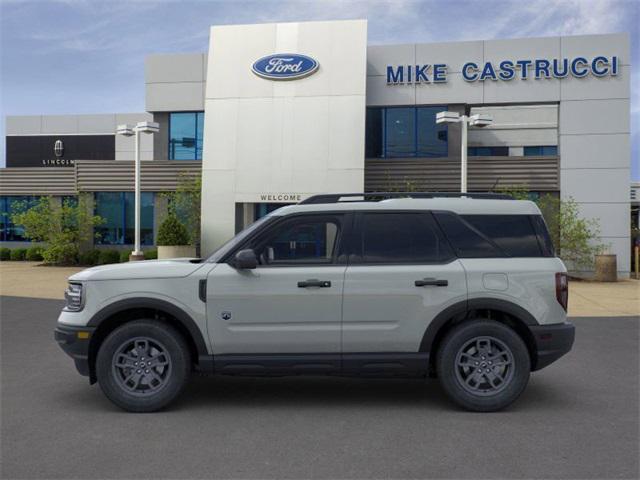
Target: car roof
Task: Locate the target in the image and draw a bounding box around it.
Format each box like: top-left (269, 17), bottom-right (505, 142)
top-left (270, 197), bottom-right (541, 216)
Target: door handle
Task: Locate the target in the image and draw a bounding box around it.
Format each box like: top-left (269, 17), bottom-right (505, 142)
top-left (415, 278), bottom-right (448, 287)
top-left (298, 279), bottom-right (331, 288)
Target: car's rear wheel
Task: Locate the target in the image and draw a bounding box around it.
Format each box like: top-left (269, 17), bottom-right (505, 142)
top-left (96, 320), bottom-right (191, 412)
top-left (436, 320), bottom-right (530, 412)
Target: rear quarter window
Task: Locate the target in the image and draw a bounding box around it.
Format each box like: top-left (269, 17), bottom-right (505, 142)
top-left (461, 214), bottom-right (543, 257)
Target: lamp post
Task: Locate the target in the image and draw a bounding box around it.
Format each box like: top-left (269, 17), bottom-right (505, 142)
top-left (436, 111), bottom-right (492, 193)
top-left (116, 121), bottom-right (159, 261)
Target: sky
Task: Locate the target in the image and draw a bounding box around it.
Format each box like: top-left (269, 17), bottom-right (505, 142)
top-left (1, 0), bottom-right (638, 179)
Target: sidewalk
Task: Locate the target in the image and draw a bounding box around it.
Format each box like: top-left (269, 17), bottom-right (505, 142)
top-left (0, 261), bottom-right (638, 317)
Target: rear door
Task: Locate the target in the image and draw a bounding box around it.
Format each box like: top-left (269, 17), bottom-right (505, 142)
top-left (341, 211), bottom-right (467, 354)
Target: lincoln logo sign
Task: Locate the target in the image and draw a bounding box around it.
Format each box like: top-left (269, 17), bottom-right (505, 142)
top-left (252, 54), bottom-right (319, 80)
top-left (54, 139), bottom-right (64, 158)
top-left (386, 55), bottom-right (620, 84)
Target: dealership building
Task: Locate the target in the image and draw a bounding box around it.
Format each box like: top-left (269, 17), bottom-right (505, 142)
top-left (0, 20), bottom-right (632, 275)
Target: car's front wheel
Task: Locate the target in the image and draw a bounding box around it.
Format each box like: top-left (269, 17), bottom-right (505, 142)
top-left (96, 320), bottom-right (191, 412)
top-left (436, 320), bottom-right (530, 412)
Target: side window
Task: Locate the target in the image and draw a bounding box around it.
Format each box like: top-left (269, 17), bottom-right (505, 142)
top-left (462, 215), bottom-right (542, 257)
top-left (251, 216), bottom-right (341, 265)
top-left (359, 212), bottom-right (453, 264)
top-left (531, 215), bottom-right (555, 257)
top-left (434, 212), bottom-right (504, 258)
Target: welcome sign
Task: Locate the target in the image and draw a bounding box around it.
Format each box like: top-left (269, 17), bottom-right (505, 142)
top-left (386, 55), bottom-right (620, 84)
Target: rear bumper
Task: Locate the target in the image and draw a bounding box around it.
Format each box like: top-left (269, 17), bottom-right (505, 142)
top-left (530, 322), bottom-right (575, 371)
top-left (54, 324), bottom-right (95, 377)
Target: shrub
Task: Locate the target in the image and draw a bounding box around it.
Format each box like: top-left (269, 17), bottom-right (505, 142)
top-left (157, 214), bottom-right (190, 246)
top-left (10, 196), bottom-right (104, 265)
top-left (98, 250), bottom-right (120, 265)
top-left (144, 249), bottom-right (158, 260)
top-left (0, 248), bottom-right (11, 261)
top-left (43, 243), bottom-right (78, 265)
top-left (119, 250), bottom-right (131, 263)
top-left (79, 250), bottom-right (101, 266)
top-left (25, 246), bottom-right (44, 261)
top-left (10, 248), bottom-right (27, 261)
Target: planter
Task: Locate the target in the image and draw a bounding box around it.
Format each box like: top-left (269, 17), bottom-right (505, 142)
top-left (594, 254), bottom-right (617, 282)
top-left (157, 245), bottom-right (196, 260)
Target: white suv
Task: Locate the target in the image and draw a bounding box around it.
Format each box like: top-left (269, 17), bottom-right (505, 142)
top-left (55, 193), bottom-right (575, 412)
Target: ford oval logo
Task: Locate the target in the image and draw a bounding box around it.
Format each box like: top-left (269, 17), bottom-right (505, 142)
top-left (252, 53), bottom-right (319, 80)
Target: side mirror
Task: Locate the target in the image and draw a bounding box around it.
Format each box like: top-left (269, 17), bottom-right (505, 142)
top-left (233, 249), bottom-right (258, 269)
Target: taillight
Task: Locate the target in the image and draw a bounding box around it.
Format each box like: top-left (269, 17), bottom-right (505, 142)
top-left (555, 272), bottom-right (568, 311)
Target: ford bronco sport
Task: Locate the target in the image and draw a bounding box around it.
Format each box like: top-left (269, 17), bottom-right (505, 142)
top-left (55, 192), bottom-right (575, 412)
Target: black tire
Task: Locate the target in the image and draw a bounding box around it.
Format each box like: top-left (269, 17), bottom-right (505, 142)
top-left (96, 320), bottom-right (191, 412)
top-left (436, 320), bottom-right (530, 412)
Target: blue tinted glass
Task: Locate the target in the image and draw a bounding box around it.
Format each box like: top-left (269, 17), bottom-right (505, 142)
top-left (169, 112), bottom-right (204, 160)
top-left (417, 107), bottom-right (448, 157)
top-left (524, 146), bottom-right (557, 156)
top-left (0, 196), bottom-right (38, 242)
top-left (524, 146), bottom-right (541, 156)
top-left (196, 112), bottom-right (205, 160)
top-left (385, 108), bottom-right (415, 157)
top-left (95, 192), bottom-right (124, 244)
top-left (95, 192), bottom-right (154, 245)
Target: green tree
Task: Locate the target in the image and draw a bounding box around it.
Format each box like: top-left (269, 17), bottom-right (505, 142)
top-left (11, 196), bottom-right (104, 265)
top-left (163, 173), bottom-right (201, 247)
top-left (157, 213), bottom-right (190, 246)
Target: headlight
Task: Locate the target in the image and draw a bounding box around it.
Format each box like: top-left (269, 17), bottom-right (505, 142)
top-left (64, 283), bottom-right (84, 312)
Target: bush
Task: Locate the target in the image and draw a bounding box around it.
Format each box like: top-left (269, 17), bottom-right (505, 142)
top-left (25, 246), bottom-right (44, 261)
top-left (10, 196), bottom-right (104, 265)
top-left (98, 250), bottom-right (120, 265)
top-left (0, 248), bottom-right (11, 261)
top-left (10, 248), bottom-right (27, 261)
top-left (79, 249), bottom-right (101, 266)
top-left (119, 250), bottom-right (131, 263)
top-left (144, 249), bottom-right (158, 260)
top-left (43, 243), bottom-right (78, 265)
top-left (157, 214), bottom-right (190, 246)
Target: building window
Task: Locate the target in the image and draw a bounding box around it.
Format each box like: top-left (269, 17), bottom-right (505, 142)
top-left (169, 112), bottom-right (204, 160)
top-left (365, 106), bottom-right (448, 158)
top-left (468, 146), bottom-right (509, 156)
top-left (95, 192), bottom-right (154, 245)
top-left (0, 196), bottom-right (38, 242)
top-left (524, 146), bottom-right (558, 156)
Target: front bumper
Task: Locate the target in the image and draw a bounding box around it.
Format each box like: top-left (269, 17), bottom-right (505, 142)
top-left (54, 324), bottom-right (95, 377)
top-left (529, 322), bottom-right (575, 371)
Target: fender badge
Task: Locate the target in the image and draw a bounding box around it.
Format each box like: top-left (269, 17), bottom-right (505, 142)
top-left (221, 311), bottom-right (232, 321)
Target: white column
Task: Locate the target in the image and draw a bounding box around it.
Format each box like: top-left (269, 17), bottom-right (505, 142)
top-left (133, 129), bottom-right (141, 256)
top-left (460, 116), bottom-right (468, 194)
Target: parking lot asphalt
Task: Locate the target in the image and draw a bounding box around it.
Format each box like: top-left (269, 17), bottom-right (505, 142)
top-left (1, 295), bottom-right (638, 480)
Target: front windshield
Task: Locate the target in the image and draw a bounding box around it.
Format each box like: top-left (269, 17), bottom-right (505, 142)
top-left (205, 215), bottom-right (272, 263)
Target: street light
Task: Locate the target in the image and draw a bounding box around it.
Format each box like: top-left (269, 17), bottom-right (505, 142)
top-left (436, 111), bottom-right (493, 193)
top-left (116, 121), bottom-right (159, 261)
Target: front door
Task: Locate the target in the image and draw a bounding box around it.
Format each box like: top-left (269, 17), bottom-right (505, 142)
top-left (206, 214), bottom-right (347, 358)
top-left (342, 212), bottom-right (467, 356)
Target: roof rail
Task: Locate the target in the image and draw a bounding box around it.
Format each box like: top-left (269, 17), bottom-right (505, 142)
top-left (299, 192), bottom-right (514, 204)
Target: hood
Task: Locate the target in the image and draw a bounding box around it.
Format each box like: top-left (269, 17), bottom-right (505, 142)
top-left (69, 258), bottom-right (204, 282)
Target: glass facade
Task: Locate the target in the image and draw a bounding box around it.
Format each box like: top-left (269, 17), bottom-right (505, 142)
top-left (524, 146), bottom-right (558, 156)
top-left (0, 196), bottom-right (38, 242)
top-left (365, 106), bottom-right (448, 158)
top-left (169, 112), bottom-right (204, 160)
top-left (468, 146), bottom-right (509, 156)
top-left (95, 192), bottom-right (154, 245)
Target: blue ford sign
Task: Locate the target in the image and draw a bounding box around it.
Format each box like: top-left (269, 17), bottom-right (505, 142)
top-left (252, 53), bottom-right (319, 80)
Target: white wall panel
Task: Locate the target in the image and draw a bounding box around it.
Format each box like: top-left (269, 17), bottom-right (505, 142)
top-left (201, 20), bottom-right (367, 253)
top-left (560, 99), bottom-right (629, 135)
top-left (560, 134), bottom-right (629, 169)
top-left (560, 168), bottom-right (630, 203)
